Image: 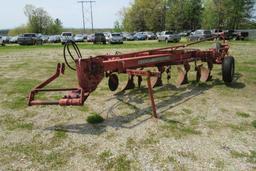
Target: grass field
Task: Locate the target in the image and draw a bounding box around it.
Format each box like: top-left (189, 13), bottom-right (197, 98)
top-left (0, 40), bottom-right (255, 170)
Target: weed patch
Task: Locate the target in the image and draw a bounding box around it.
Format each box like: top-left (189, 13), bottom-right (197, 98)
top-left (252, 120), bottom-right (256, 128)
top-left (236, 112), bottom-right (250, 118)
top-left (231, 150), bottom-right (256, 164)
top-left (86, 113), bottom-right (104, 124)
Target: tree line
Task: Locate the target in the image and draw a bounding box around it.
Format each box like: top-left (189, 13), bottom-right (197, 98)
top-left (8, 5), bottom-right (63, 36)
top-left (120, 0), bottom-right (256, 32)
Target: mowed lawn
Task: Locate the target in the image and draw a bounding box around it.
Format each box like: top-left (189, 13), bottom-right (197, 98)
top-left (0, 40), bottom-right (255, 170)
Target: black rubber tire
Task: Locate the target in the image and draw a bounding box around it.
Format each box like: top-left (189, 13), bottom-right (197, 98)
top-left (108, 74), bottom-right (119, 91)
top-left (222, 56), bottom-right (235, 83)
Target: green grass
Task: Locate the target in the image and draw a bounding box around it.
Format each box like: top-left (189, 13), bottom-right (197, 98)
top-left (252, 120), bottom-right (256, 128)
top-left (98, 151), bottom-right (132, 171)
top-left (0, 116), bottom-right (34, 131)
top-left (161, 120), bottom-right (201, 138)
top-left (182, 108), bottom-right (193, 115)
top-left (231, 150), bottom-right (256, 164)
top-left (236, 112), bottom-right (250, 118)
top-left (215, 160), bottom-right (225, 169)
top-left (0, 141), bottom-right (74, 170)
top-left (126, 137), bottom-right (137, 149)
top-left (0, 40), bottom-right (171, 53)
top-left (168, 156), bottom-right (188, 171)
top-left (54, 130), bottom-right (68, 139)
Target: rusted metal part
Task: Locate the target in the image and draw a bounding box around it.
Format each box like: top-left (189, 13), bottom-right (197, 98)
top-left (28, 34), bottom-right (232, 118)
top-left (126, 69), bottom-right (160, 118)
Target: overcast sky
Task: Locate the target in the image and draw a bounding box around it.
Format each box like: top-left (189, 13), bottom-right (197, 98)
top-left (0, 0), bottom-right (132, 29)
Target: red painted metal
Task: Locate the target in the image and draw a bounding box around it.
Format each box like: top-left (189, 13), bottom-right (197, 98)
top-left (28, 35), bottom-right (230, 118)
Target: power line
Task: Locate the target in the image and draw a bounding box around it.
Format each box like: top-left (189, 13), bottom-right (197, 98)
top-left (78, 0), bottom-right (96, 33)
top-left (77, 1), bottom-right (86, 34)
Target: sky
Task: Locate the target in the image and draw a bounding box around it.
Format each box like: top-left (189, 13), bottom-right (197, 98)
top-left (0, 0), bottom-right (132, 29)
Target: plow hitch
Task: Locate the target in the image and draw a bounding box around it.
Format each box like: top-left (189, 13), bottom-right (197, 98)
top-left (28, 63), bottom-right (89, 106)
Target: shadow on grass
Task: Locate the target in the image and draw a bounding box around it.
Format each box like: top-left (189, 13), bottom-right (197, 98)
top-left (216, 72), bottom-right (246, 89)
top-left (45, 77), bottom-right (245, 135)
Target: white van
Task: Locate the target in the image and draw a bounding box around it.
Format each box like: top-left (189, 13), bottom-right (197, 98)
top-left (60, 32), bottom-right (74, 44)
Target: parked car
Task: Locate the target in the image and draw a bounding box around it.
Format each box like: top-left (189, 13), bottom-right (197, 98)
top-left (156, 32), bottom-right (161, 39)
top-left (223, 30), bottom-right (235, 40)
top-left (60, 32), bottom-right (74, 44)
top-left (0, 36), bottom-right (5, 46)
top-left (125, 33), bottom-right (135, 41)
top-left (93, 32), bottom-right (106, 44)
top-left (48, 35), bottom-right (61, 43)
top-left (158, 31), bottom-right (181, 43)
top-left (108, 33), bottom-right (123, 44)
top-left (9, 36), bottom-right (19, 44)
top-left (134, 32), bottom-right (147, 40)
top-left (2, 36), bottom-right (11, 43)
top-left (17, 33), bottom-right (43, 45)
top-left (103, 32), bottom-right (111, 42)
top-left (179, 30), bottom-right (191, 37)
top-left (87, 34), bottom-right (95, 42)
top-left (74, 34), bottom-right (87, 42)
top-left (188, 30), bottom-right (212, 41)
top-left (233, 30), bottom-right (249, 40)
top-left (122, 32), bottom-right (134, 41)
top-left (40, 35), bottom-right (49, 43)
top-left (143, 32), bottom-right (156, 40)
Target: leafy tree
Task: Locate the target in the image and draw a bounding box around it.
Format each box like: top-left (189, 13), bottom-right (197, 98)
top-left (202, 0), bottom-right (256, 29)
top-left (47, 18), bottom-right (63, 34)
top-left (165, 0), bottom-right (202, 31)
top-left (24, 4), bottom-right (63, 34)
top-left (112, 20), bottom-right (123, 32)
top-left (122, 0), bottom-right (165, 32)
top-left (24, 4), bottom-right (52, 34)
top-left (121, 0), bottom-right (255, 31)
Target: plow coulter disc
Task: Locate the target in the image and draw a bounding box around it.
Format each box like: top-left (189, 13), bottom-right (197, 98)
top-left (108, 74), bottom-right (119, 91)
top-left (200, 66), bottom-right (210, 82)
top-left (176, 67), bottom-right (186, 87)
top-left (196, 66), bottom-right (210, 82)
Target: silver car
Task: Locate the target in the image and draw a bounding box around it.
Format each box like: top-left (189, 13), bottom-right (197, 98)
top-left (61, 32), bottom-right (74, 44)
top-left (74, 34), bottom-right (87, 42)
top-left (158, 31), bottom-right (181, 43)
top-left (108, 33), bottom-right (123, 44)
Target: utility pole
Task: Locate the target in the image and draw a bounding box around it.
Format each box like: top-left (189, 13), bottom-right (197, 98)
top-left (78, 0), bottom-right (96, 33)
top-left (89, 1), bottom-right (95, 33)
top-left (78, 1), bottom-right (86, 34)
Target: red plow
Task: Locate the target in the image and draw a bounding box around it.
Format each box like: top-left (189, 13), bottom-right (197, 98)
top-left (28, 35), bottom-right (235, 118)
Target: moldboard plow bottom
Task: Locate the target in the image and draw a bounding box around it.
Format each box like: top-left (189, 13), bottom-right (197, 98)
top-left (28, 35), bottom-right (235, 118)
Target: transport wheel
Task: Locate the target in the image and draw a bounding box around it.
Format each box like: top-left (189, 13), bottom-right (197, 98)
top-left (108, 74), bottom-right (119, 91)
top-left (222, 56), bottom-right (235, 84)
